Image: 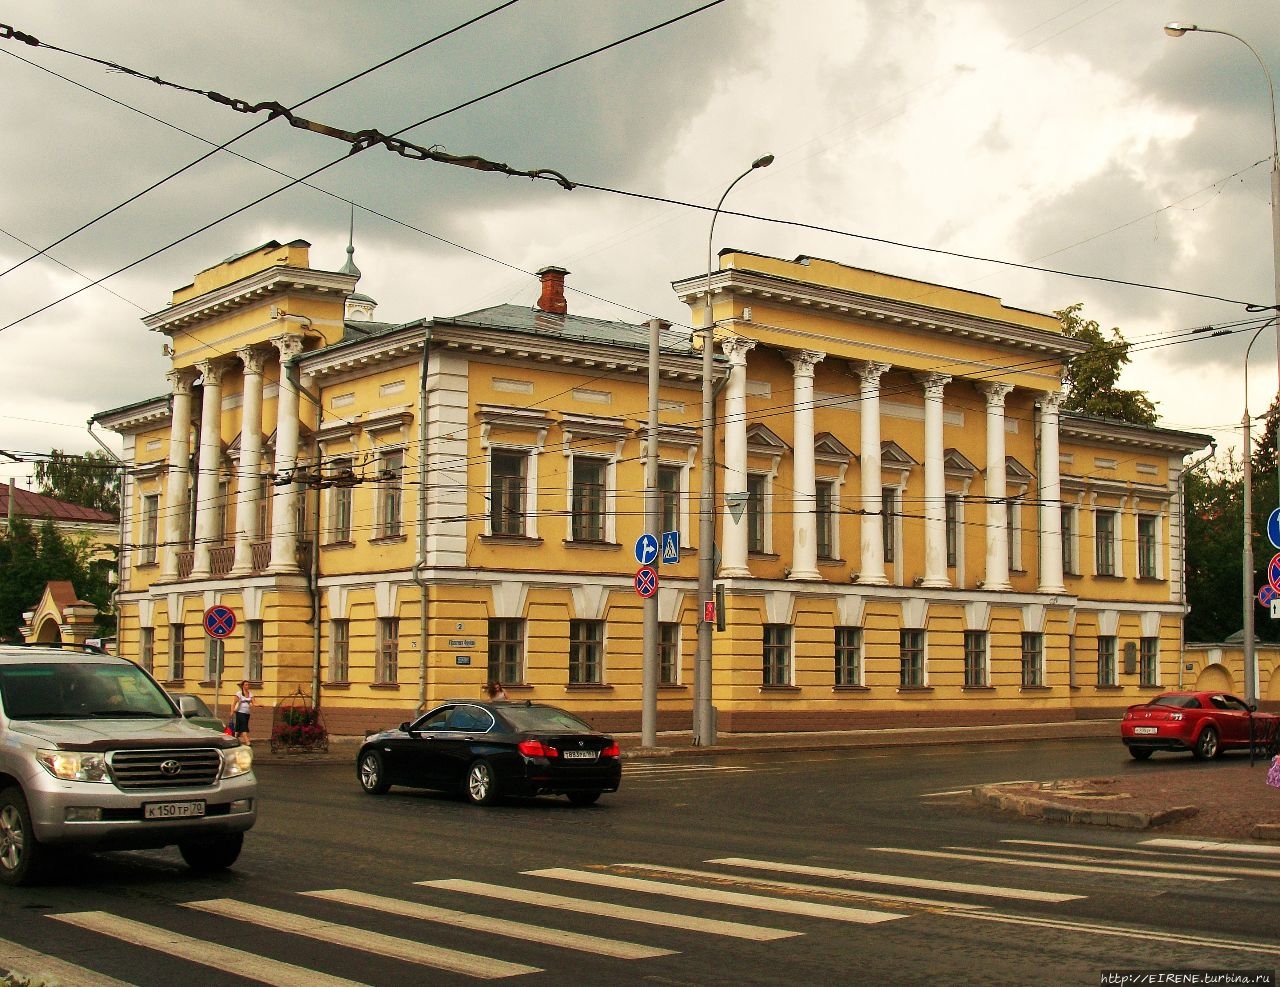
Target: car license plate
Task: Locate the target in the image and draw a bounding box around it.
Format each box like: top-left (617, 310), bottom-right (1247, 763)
top-left (1133, 726), bottom-right (1158, 735)
top-left (144, 800), bottom-right (206, 819)
top-left (562, 750), bottom-right (597, 761)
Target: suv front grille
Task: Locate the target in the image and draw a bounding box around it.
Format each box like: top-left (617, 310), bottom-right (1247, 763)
top-left (109, 748), bottom-right (222, 789)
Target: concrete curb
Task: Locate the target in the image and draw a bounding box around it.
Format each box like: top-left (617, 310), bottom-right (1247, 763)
top-left (1253, 823), bottom-right (1280, 841)
top-left (972, 782), bottom-right (1199, 830)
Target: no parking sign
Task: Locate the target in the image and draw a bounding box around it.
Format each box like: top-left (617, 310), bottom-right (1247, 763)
top-left (203, 605), bottom-right (236, 639)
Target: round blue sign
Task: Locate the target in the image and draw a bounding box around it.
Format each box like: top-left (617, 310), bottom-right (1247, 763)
top-left (634, 533), bottom-right (658, 566)
top-left (203, 605), bottom-right (237, 639)
top-left (1259, 584), bottom-right (1278, 608)
top-left (634, 565), bottom-right (659, 598)
top-left (1269, 508), bottom-right (1280, 551)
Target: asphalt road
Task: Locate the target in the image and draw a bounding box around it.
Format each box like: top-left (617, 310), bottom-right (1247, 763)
top-left (1, 737), bottom-right (1277, 986)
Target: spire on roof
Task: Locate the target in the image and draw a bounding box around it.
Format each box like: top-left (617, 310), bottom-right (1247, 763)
top-left (339, 203), bottom-right (361, 280)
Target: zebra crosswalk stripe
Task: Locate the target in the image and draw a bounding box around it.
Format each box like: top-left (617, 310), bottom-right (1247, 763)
top-left (302, 888), bottom-right (673, 959)
top-left (48, 912), bottom-right (366, 987)
top-left (184, 898), bottom-right (540, 979)
top-left (0, 934), bottom-right (136, 987)
top-left (527, 868), bottom-right (906, 924)
top-left (869, 847), bottom-right (1235, 882)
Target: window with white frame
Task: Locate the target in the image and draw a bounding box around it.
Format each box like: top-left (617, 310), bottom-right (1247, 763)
top-left (490, 450), bottom-right (528, 536)
top-left (882, 487), bottom-right (898, 564)
top-left (569, 619), bottom-right (603, 684)
top-left (1062, 505), bottom-right (1077, 574)
top-left (377, 617), bottom-right (399, 683)
top-left (835, 626), bottom-right (862, 686)
top-left (571, 457), bottom-right (608, 542)
top-left (246, 620), bottom-right (264, 682)
top-left (964, 630), bottom-right (988, 687)
top-left (899, 629), bottom-right (925, 687)
top-left (140, 627), bottom-right (154, 673)
top-left (169, 624), bottom-right (184, 680)
top-left (763, 624), bottom-right (791, 686)
top-left (141, 494), bottom-right (159, 565)
top-left (1095, 509), bottom-right (1117, 576)
top-left (945, 494), bottom-right (960, 569)
top-left (1140, 636), bottom-right (1159, 687)
top-left (330, 619), bottom-right (349, 682)
top-left (258, 474), bottom-right (272, 539)
top-left (1098, 635), bottom-right (1117, 686)
top-left (1137, 515), bottom-right (1158, 578)
top-left (1021, 632), bottom-right (1044, 687)
top-left (816, 480), bottom-right (835, 559)
top-left (488, 618), bottom-right (524, 685)
top-left (658, 465), bottom-right (681, 537)
top-left (747, 473), bottom-right (767, 554)
top-left (377, 450), bottom-right (404, 538)
top-left (659, 622), bottom-right (679, 685)
top-left (1007, 499), bottom-right (1021, 571)
top-left (329, 458), bottom-right (353, 542)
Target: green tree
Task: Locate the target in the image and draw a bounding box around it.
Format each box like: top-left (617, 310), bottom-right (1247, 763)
top-left (1056, 303), bottom-right (1159, 427)
top-left (34, 449), bottom-right (121, 514)
top-left (1183, 453), bottom-right (1245, 643)
top-left (0, 517), bottom-right (114, 640)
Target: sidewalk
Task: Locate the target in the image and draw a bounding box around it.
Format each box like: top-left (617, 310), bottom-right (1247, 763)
top-left (251, 720), bottom-right (1280, 842)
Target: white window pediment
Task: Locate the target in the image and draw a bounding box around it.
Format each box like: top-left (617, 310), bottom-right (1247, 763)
top-left (746, 424), bottom-right (789, 456)
top-left (815, 432), bottom-right (854, 466)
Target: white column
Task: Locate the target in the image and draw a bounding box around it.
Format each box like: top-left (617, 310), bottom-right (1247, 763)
top-left (1038, 389), bottom-right (1066, 593)
top-left (268, 334), bottom-right (305, 574)
top-left (918, 373), bottom-right (951, 589)
top-left (191, 359), bottom-right (225, 579)
top-left (788, 349), bottom-right (825, 580)
top-left (231, 348), bottom-right (265, 576)
top-left (719, 336), bottom-right (756, 578)
top-left (979, 382), bottom-right (1013, 591)
top-left (854, 361), bottom-right (891, 586)
top-left (160, 370), bottom-right (195, 580)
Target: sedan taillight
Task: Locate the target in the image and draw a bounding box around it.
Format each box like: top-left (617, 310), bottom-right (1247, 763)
top-left (518, 739), bottom-right (558, 758)
top-left (600, 741), bottom-right (620, 759)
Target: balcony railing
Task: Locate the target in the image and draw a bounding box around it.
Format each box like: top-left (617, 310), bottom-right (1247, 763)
top-left (170, 540), bottom-right (311, 581)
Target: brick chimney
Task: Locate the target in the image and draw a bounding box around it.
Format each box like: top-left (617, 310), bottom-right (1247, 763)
top-left (536, 266), bottom-right (569, 315)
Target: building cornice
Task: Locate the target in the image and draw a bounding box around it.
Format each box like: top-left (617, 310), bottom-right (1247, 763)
top-left (1060, 413), bottom-right (1213, 456)
top-left (144, 267), bottom-right (357, 335)
top-left (93, 396), bottom-right (170, 433)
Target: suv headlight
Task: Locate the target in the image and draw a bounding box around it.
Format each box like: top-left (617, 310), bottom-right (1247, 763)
top-left (222, 744), bottom-right (254, 778)
top-left (37, 750), bottom-right (110, 783)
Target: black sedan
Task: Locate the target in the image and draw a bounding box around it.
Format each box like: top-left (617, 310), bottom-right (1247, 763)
top-left (355, 700), bottom-right (622, 806)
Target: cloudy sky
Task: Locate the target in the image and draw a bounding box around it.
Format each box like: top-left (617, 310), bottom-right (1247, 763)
top-left (2, 0), bottom-right (1278, 484)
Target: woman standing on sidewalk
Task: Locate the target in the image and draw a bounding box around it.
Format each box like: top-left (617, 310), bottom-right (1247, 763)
top-left (232, 681), bottom-right (254, 745)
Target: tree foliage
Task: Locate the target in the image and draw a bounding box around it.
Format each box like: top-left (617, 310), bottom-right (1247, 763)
top-left (0, 518), bottom-right (114, 640)
top-left (34, 449), bottom-right (121, 514)
top-left (1056, 303), bottom-right (1159, 427)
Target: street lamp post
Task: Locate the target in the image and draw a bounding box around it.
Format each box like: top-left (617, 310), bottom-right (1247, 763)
top-left (694, 153), bottom-right (773, 747)
top-left (1166, 22), bottom-right (1280, 705)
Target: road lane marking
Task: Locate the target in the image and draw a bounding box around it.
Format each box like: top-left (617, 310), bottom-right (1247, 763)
top-left (183, 899), bottom-right (538, 979)
top-left (624, 765), bottom-right (753, 775)
top-left (620, 861), bottom-right (990, 910)
top-left (709, 857), bottom-right (1082, 903)
top-left (48, 912), bottom-right (366, 987)
top-left (1007, 838), bottom-right (1280, 863)
top-left (1141, 837), bottom-right (1280, 857)
top-left (959, 844), bottom-right (1280, 879)
top-left (420, 879), bottom-right (799, 940)
top-left (527, 868), bottom-right (905, 924)
top-left (919, 789), bottom-right (970, 797)
top-left (869, 847), bottom-right (1235, 881)
top-left (302, 889), bottom-right (672, 960)
top-left (0, 934), bottom-right (136, 987)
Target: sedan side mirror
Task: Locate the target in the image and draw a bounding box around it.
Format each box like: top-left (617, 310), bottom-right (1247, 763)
top-left (399, 721), bottom-right (412, 732)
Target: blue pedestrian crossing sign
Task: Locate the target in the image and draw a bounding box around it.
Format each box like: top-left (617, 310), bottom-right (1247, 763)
top-left (661, 530), bottom-right (680, 565)
top-left (634, 533), bottom-right (659, 566)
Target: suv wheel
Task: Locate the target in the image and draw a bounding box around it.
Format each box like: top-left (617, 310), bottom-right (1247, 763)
top-left (179, 833), bottom-right (244, 873)
top-left (0, 787), bottom-right (47, 887)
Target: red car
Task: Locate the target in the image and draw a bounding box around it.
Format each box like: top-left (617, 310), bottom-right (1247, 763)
top-left (1121, 691), bottom-right (1278, 760)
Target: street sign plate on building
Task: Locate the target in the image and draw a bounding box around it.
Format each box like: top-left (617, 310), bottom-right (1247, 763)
top-left (203, 605), bottom-right (236, 639)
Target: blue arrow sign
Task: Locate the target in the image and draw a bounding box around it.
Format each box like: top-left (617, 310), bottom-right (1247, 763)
top-left (661, 530), bottom-right (680, 565)
top-left (635, 533), bottom-right (658, 566)
top-left (1269, 508), bottom-right (1280, 550)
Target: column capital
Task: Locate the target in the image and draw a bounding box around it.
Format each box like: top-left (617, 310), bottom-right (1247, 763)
top-left (1039, 389), bottom-right (1065, 412)
top-left (852, 360), bottom-right (892, 385)
top-left (238, 347), bottom-right (267, 376)
top-left (787, 349), bottom-right (826, 377)
top-left (721, 336), bottom-right (757, 364)
top-left (272, 333), bottom-right (305, 363)
top-left (196, 357), bottom-right (227, 383)
top-left (914, 372), bottom-right (951, 397)
top-left (978, 381), bottom-right (1014, 407)
top-left (166, 369), bottom-right (197, 395)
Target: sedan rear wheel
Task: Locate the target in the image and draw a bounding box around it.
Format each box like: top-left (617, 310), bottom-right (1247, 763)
top-left (465, 759), bottom-right (500, 806)
top-left (567, 790), bottom-right (601, 806)
top-left (358, 750), bottom-right (390, 794)
top-left (1193, 726), bottom-right (1220, 760)
top-left (1128, 747), bottom-right (1153, 761)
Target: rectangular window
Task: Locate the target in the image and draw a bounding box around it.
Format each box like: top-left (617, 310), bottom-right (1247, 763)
top-left (258, 474), bottom-right (272, 539)
top-left (377, 617), bottom-right (399, 684)
top-left (491, 451), bottom-right (527, 536)
top-left (1096, 510), bottom-right (1116, 576)
top-left (170, 624), bottom-right (185, 680)
top-left (1062, 505), bottom-right (1076, 575)
top-left (1137, 516), bottom-right (1158, 578)
top-left (1021, 632), bottom-right (1044, 687)
top-left (330, 619), bottom-right (350, 683)
top-left (1140, 636), bottom-right (1159, 687)
top-left (816, 480), bottom-right (834, 559)
top-left (964, 630), bottom-right (988, 687)
top-left (659, 622), bottom-right (679, 686)
top-left (882, 488), bottom-right (897, 563)
top-left (139, 627), bottom-right (154, 673)
top-left (378, 450), bottom-right (404, 538)
top-left (488, 618), bottom-right (524, 686)
top-left (899, 629), bottom-right (925, 687)
top-left (658, 465), bottom-right (681, 536)
top-left (1007, 499), bottom-right (1020, 571)
top-left (204, 637), bottom-right (223, 681)
top-left (246, 620), bottom-right (264, 682)
top-left (835, 626), bottom-right (862, 687)
top-left (571, 457), bottom-right (607, 542)
top-left (945, 494), bottom-right (959, 568)
top-left (763, 624), bottom-right (791, 686)
top-left (747, 473), bottom-right (767, 554)
top-left (217, 479), bottom-right (231, 545)
top-left (329, 458), bottom-right (353, 542)
top-left (1098, 635), bottom-right (1117, 686)
top-left (142, 494), bottom-right (159, 565)
top-left (569, 619), bottom-right (603, 684)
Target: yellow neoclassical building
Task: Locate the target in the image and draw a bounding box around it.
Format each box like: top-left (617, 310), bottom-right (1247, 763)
top-left (96, 239), bottom-right (1251, 736)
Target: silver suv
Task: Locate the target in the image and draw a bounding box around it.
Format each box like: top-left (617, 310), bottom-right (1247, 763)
top-left (0, 643), bottom-right (256, 885)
